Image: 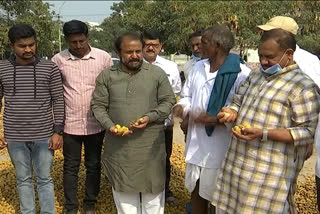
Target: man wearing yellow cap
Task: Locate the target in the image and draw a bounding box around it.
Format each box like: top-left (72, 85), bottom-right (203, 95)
top-left (257, 16), bottom-right (320, 86)
top-left (258, 16), bottom-right (320, 212)
top-left (212, 27), bottom-right (320, 213)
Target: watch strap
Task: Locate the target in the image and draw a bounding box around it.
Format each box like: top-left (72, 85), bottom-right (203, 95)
top-left (53, 124), bottom-right (64, 135)
top-left (262, 129), bottom-right (268, 142)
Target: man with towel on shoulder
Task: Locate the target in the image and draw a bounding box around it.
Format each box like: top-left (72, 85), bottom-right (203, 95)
top-left (173, 24), bottom-right (250, 214)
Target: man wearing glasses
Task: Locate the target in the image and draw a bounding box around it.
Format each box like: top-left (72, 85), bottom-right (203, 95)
top-left (142, 30), bottom-right (182, 204)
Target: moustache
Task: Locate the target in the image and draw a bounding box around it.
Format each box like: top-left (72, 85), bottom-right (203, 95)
top-left (129, 59), bottom-right (141, 63)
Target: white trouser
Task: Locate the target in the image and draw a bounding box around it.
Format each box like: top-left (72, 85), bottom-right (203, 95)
top-left (112, 188), bottom-right (165, 214)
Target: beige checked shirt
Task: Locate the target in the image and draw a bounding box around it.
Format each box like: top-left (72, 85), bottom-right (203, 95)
top-left (52, 47), bottom-right (112, 135)
top-left (212, 64), bottom-right (320, 214)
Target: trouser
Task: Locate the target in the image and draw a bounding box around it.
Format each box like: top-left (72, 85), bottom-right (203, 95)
top-left (112, 188), bottom-right (165, 214)
top-left (7, 139), bottom-right (55, 214)
top-left (63, 131), bottom-right (104, 211)
top-left (165, 125), bottom-right (173, 197)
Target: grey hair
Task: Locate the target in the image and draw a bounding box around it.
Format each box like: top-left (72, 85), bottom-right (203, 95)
top-left (203, 24), bottom-right (234, 53)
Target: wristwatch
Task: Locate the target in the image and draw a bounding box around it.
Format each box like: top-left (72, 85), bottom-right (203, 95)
top-left (54, 129), bottom-right (64, 136)
top-left (261, 129), bottom-right (268, 142)
top-left (53, 125), bottom-right (64, 136)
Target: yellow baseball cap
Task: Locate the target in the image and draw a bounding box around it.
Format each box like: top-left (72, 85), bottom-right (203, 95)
top-left (257, 16), bottom-right (298, 35)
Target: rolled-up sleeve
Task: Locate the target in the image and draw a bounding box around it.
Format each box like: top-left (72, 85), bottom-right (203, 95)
top-left (289, 85), bottom-right (320, 147)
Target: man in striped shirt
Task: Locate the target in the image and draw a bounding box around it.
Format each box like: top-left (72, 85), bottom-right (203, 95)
top-left (0, 24), bottom-right (64, 214)
top-left (52, 20), bottom-right (112, 214)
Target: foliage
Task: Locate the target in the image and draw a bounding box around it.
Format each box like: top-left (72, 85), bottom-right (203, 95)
top-left (98, 0), bottom-right (319, 56)
top-left (0, 0), bottom-right (58, 58)
top-left (1, 1), bottom-right (318, 58)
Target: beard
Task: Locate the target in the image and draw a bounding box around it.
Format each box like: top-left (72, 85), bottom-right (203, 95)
top-left (122, 58), bottom-right (143, 71)
top-left (22, 52), bottom-right (35, 59)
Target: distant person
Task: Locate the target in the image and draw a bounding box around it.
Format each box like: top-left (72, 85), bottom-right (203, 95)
top-left (0, 24), bottom-right (64, 214)
top-left (173, 24), bottom-right (250, 214)
top-left (182, 30), bottom-right (202, 81)
top-left (52, 20), bottom-right (112, 214)
top-left (212, 28), bottom-right (320, 213)
top-left (257, 16), bottom-right (320, 212)
top-left (142, 30), bottom-right (182, 203)
top-left (91, 32), bottom-right (175, 214)
top-left (180, 30), bottom-right (203, 136)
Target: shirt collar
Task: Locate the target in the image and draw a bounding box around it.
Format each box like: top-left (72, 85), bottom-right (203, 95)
top-left (143, 55), bottom-right (163, 65)
top-left (202, 59), bottom-right (218, 80)
top-left (67, 45), bottom-right (96, 60)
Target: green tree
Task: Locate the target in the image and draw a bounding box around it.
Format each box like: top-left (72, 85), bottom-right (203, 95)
top-left (99, 0), bottom-right (320, 56)
top-left (0, 0), bottom-right (58, 58)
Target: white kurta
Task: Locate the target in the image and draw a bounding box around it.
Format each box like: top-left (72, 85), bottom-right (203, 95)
top-left (294, 45), bottom-right (320, 177)
top-left (177, 59), bottom-right (251, 168)
top-left (144, 56), bottom-right (182, 127)
top-left (182, 58), bottom-right (198, 80)
top-left (149, 56), bottom-right (181, 96)
top-left (294, 45), bottom-right (320, 87)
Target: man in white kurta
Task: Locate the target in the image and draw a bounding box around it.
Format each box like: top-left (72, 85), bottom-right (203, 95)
top-left (179, 59), bottom-right (250, 194)
top-left (174, 25), bottom-right (250, 214)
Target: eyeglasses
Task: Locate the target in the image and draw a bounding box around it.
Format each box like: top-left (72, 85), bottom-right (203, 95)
top-left (145, 43), bottom-right (160, 49)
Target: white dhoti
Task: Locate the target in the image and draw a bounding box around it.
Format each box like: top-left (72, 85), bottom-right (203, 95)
top-left (185, 163), bottom-right (220, 201)
top-left (185, 163), bottom-right (226, 214)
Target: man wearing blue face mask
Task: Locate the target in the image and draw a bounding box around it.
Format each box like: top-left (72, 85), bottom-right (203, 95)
top-left (258, 16), bottom-right (320, 213)
top-left (211, 28), bottom-right (320, 213)
top-left (260, 48), bottom-right (289, 75)
top-left (257, 16), bottom-right (320, 85)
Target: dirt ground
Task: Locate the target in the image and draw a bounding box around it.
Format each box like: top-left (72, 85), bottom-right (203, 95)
top-left (0, 115), bottom-right (318, 213)
top-left (0, 115), bottom-right (317, 181)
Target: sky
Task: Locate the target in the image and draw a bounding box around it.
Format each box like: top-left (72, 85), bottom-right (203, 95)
top-left (44, 1), bottom-right (118, 24)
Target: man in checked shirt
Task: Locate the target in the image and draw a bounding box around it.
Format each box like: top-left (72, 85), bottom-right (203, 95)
top-left (212, 28), bottom-right (320, 213)
top-left (52, 20), bottom-right (112, 214)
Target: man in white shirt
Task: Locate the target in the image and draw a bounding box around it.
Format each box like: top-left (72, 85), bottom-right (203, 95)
top-left (173, 24), bottom-right (250, 214)
top-left (257, 16), bottom-right (320, 212)
top-left (182, 30), bottom-right (202, 81)
top-left (142, 30), bottom-right (182, 203)
top-left (181, 31), bottom-right (203, 137)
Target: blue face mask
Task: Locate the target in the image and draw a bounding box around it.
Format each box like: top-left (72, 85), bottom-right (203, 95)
top-left (260, 50), bottom-right (288, 75)
top-left (260, 63), bottom-right (282, 75)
